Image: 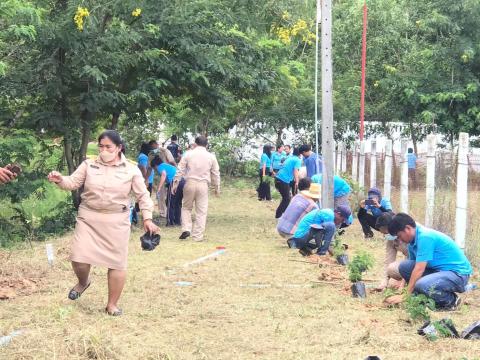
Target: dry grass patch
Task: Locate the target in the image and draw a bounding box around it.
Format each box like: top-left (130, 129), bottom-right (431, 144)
top-left (1, 183), bottom-right (480, 359)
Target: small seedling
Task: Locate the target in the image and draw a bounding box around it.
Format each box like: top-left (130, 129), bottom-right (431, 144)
top-left (348, 251), bottom-right (374, 283)
top-left (405, 294), bottom-right (436, 322)
top-left (348, 251), bottom-right (374, 298)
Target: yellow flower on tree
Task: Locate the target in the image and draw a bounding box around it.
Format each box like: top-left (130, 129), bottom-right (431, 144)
top-left (132, 8), bottom-right (142, 17)
top-left (74, 6), bottom-right (90, 31)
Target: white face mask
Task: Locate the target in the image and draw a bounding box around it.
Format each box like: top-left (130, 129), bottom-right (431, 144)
top-left (385, 234), bottom-right (397, 241)
top-left (99, 150), bottom-right (118, 163)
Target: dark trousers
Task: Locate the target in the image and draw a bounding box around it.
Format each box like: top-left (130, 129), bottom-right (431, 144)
top-left (290, 222), bottom-right (336, 255)
top-left (133, 183), bottom-right (153, 223)
top-left (357, 209), bottom-right (379, 236)
top-left (399, 260), bottom-right (469, 308)
top-left (275, 178), bottom-right (291, 218)
top-left (258, 170), bottom-right (272, 200)
top-left (167, 179), bottom-right (185, 226)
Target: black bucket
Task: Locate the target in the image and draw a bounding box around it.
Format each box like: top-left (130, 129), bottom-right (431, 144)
top-left (351, 282), bottom-right (366, 298)
top-left (336, 254), bottom-right (349, 265)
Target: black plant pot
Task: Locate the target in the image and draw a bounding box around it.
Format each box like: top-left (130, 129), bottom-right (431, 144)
top-left (351, 281), bottom-right (366, 298)
top-left (418, 318), bottom-right (459, 339)
top-left (336, 254), bottom-right (349, 265)
top-left (461, 320), bottom-right (480, 339)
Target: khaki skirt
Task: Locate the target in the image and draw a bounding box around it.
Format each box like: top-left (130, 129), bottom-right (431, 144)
top-left (70, 206), bottom-right (131, 270)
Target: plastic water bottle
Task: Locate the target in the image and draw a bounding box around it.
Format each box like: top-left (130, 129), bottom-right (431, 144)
top-left (465, 283), bottom-right (477, 292)
top-left (45, 243), bottom-right (54, 266)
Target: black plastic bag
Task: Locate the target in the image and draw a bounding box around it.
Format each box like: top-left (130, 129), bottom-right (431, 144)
top-left (418, 318), bottom-right (459, 339)
top-left (140, 232), bottom-right (161, 251)
top-left (461, 320), bottom-right (480, 339)
top-left (336, 254), bottom-right (349, 265)
top-left (351, 281), bottom-right (366, 298)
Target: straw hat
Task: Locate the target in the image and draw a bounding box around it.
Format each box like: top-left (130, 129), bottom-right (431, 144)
top-left (301, 183), bottom-right (321, 199)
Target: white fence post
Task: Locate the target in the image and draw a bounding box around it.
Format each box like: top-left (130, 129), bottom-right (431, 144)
top-left (352, 140), bottom-right (359, 182)
top-left (370, 139), bottom-right (377, 188)
top-left (341, 142), bottom-right (347, 173)
top-left (425, 134), bottom-right (437, 227)
top-left (455, 132), bottom-right (469, 250)
top-left (400, 139), bottom-right (409, 213)
top-left (384, 139), bottom-right (392, 200)
top-left (359, 140), bottom-right (366, 189)
top-left (336, 142), bottom-right (342, 175)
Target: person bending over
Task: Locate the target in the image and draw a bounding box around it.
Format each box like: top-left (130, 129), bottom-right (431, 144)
top-left (385, 213), bottom-right (472, 310)
top-left (311, 174), bottom-right (351, 208)
top-left (277, 178), bottom-right (319, 239)
top-left (287, 205), bottom-right (352, 257)
top-left (274, 147), bottom-right (302, 218)
top-left (357, 187), bottom-right (393, 238)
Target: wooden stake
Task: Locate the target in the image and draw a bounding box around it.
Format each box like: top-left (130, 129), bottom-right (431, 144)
top-left (384, 139), bottom-right (392, 200)
top-left (400, 139), bottom-right (409, 213)
top-left (455, 132), bottom-right (469, 249)
top-left (370, 139), bottom-right (377, 188)
top-left (359, 140), bottom-right (366, 190)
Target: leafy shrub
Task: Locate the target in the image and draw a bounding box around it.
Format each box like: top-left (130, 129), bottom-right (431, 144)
top-left (0, 129), bottom-right (75, 246)
top-left (405, 294), bottom-right (436, 322)
top-left (348, 251), bottom-right (374, 282)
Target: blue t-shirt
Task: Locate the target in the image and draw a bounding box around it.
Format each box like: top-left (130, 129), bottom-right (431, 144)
top-left (304, 153), bottom-right (322, 178)
top-left (259, 153), bottom-right (272, 170)
top-left (271, 151), bottom-right (286, 170)
top-left (366, 198), bottom-right (392, 218)
top-left (408, 225), bottom-right (472, 275)
top-left (311, 174), bottom-right (351, 198)
top-left (156, 163), bottom-right (177, 184)
top-left (138, 153), bottom-right (154, 184)
top-left (408, 153), bottom-right (417, 169)
top-left (293, 208), bottom-right (335, 239)
top-left (276, 156), bottom-right (302, 184)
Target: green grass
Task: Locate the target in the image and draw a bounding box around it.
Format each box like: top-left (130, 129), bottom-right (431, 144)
top-left (1, 183), bottom-right (480, 359)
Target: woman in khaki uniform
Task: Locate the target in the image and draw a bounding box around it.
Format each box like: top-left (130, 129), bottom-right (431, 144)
top-left (47, 130), bottom-right (157, 316)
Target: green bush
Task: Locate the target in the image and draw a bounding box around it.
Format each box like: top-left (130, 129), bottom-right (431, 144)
top-left (348, 251), bottom-right (374, 282)
top-left (0, 129), bottom-right (76, 246)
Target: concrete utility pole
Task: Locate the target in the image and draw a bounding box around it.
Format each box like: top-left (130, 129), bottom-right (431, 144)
top-left (321, 0), bottom-right (335, 208)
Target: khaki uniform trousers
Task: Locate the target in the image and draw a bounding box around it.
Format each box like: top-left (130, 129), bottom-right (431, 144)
top-left (182, 179), bottom-right (209, 240)
top-left (157, 185), bottom-right (167, 217)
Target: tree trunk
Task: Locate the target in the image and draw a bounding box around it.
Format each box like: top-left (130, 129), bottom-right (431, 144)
top-left (110, 111), bottom-right (120, 129)
top-left (276, 127), bottom-right (283, 146)
top-left (78, 120), bottom-right (91, 166)
top-left (64, 138), bottom-right (81, 209)
top-left (408, 120), bottom-right (418, 154)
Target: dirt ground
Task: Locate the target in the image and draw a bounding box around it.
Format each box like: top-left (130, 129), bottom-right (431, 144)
top-left (1, 183), bottom-right (480, 359)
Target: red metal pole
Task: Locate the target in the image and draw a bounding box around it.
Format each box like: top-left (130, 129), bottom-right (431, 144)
top-left (360, 1), bottom-right (368, 140)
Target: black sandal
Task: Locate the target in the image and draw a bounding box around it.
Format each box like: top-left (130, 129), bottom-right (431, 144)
top-left (105, 307), bottom-right (123, 316)
top-left (68, 281), bottom-right (91, 300)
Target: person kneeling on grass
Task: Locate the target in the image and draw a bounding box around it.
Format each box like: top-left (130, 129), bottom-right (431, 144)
top-left (358, 187), bottom-right (393, 239)
top-left (374, 213), bottom-right (408, 291)
top-left (385, 213), bottom-right (472, 310)
top-left (277, 178), bottom-right (319, 239)
top-left (287, 205), bottom-right (352, 257)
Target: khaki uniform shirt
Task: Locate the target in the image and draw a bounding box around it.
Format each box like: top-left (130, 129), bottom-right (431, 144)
top-left (57, 154), bottom-right (153, 220)
top-left (174, 146), bottom-right (220, 189)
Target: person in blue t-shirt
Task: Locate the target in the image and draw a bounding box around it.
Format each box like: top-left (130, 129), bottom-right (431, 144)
top-left (407, 148), bottom-right (417, 189)
top-left (258, 144), bottom-right (273, 201)
top-left (357, 187), bottom-right (393, 238)
top-left (151, 156), bottom-right (183, 226)
top-left (287, 205), bottom-right (352, 259)
top-left (299, 144), bottom-right (322, 178)
top-left (311, 174), bottom-right (351, 208)
top-left (271, 144), bottom-right (286, 174)
top-left (385, 213), bottom-right (472, 310)
top-left (137, 143), bottom-right (154, 194)
top-left (274, 148), bottom-right (302, 218)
